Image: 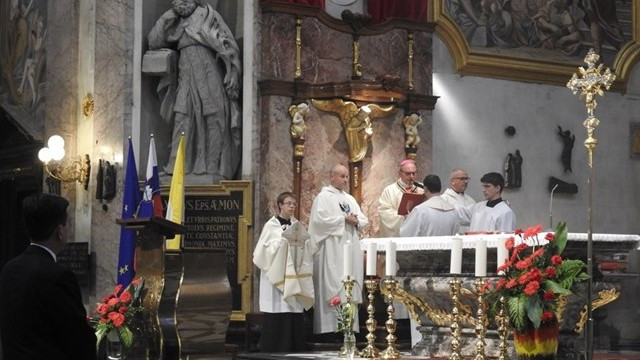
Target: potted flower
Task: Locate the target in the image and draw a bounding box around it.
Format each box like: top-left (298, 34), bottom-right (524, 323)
top-left (484, 223), bottom-right (589, 360)
top-left (330, 295), bottom-right (356, 359)
top-left (92, 277), bottom-right (145, 358)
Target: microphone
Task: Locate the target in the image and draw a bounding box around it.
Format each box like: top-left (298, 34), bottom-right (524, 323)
top-left (549, 184), bottom-right (559, 230)
top-left (413, 181), bottom-right (424, 189)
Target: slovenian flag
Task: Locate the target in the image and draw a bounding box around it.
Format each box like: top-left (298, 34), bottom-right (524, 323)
top-left (138, 135), bottom-right (163, 217)
top-left (166, 134), bottom-right (185, 251)
top-left (117, 138), bottom-right (142, 289)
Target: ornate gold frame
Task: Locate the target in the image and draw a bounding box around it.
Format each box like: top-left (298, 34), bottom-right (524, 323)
top-left (161, 181), bottom-right (253, 321)
top-left (430, 0), bottom-right (640, 91)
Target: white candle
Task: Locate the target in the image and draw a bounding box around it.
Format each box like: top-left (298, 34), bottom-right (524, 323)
top-left (475, 238), bottom-right (487, 277)
top-left (497, 237), bottom-right (509, 274)
top-left (366, 242), bottom-right (377, 276)
top-left (450, 236), bottom-right (462, 274)
top-left (385, 241), bottom-right (396, 276)
top-left (343, 243), bottom-right (353, 278)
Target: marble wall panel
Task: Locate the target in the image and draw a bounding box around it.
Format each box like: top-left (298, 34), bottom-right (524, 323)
top-left (359, 29), bottom-right (408, 84)
top-left (91, 0), bottom-right (134, 299)
top-left (413, 31), bottom-right (433, 95)
top-left (260, 13), bottom-right (296, 80)
top-left (300, 18), bottom-right (352, 83)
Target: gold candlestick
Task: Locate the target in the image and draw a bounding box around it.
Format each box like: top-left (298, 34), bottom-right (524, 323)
top-left (474, 278), bottom-right (487, 360)
top-left (449, 278), bottom-right (463, 360)
top-left (498, 295), bottom-right (510, 360)
top-left (361, 277), bottom-right (380, 358)
top-left (380, 277), bottom-right (400, 359)
top-left (339, 276), bottom-right (359, 358)
top-left (567, 48), bottom-right (615, 360)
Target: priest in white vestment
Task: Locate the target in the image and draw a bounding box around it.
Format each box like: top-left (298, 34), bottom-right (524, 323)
top-left (441, 168), bottom-right (475, 233)
top-left (378, 159), bottom-right (423, 237)
top-left (310, 164), bottom-right (368, 334)
top-left (399, 175), bottom-right (459, 346)
top-left (455, 172), bottom-right (516, 232)
top-left (253, 192), bottom-right (313, 352)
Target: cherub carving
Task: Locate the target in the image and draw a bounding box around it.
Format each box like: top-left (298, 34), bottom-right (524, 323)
top-left (289, 102), bottom-right (309, 139)
top-left (403, 113), bottom-right (422, 148)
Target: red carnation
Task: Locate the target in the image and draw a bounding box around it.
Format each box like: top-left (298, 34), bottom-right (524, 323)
top-left (545, 266), bottom-right (556, 278)
top-left (497, 261), bottom-right (511, 272)
top-left (505, 279), bottom-right (518, 289)
top-left (505, 237), bottom-right (515, 250)
top-left (495, 278), bottom-right (506, 290)
top-left (515, 259), bottom-right (532, 270)
top-left (119, 291), bottom-right (132, 303)
top-left (114, 284), bottom-right (123, 295)
top-left (119, 306), bottom-right (127, 314)
top-left (107, 297), bottom-right (120, 307)
top-left (330, 295), bottom-right (341, 307)
top-left (551, 255), bottom-right (563, 266)
top-left (108, 312), bottom-right (125, 327)
top-left (541, 310), bottom-right (554, 322)
top-left (544, 290), bottom-right (555, 301)
top-left (481, 280), bottom-right (492, 294)
top-left (96, 303), bottom-right (110, 316)
top-left (515, 228), bottom-right (523, 235)
top-left (545, 233), bottom-right (555, 241)
top-left (523, 281), bottom-right (540, 296)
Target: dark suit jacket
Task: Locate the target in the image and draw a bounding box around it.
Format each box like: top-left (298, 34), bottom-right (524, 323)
top-left (0, 244), bottom-right (96, 360)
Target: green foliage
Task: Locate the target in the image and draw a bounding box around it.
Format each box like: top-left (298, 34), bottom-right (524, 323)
top-left (552, 222), bottom-right (568, 255)
top-left (556, 259), bottom-right (589, 289)
top-left (119, 326), bottom-right (134, 347)
top-left (508, 295), bottom-right (527, 331)
top-left (525, 295), bottom-right (542, 329)
top-left (543, 279), bottom-right (573, 295)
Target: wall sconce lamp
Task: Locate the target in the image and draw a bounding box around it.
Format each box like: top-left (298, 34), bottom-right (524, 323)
top-left (38, 135), bottom-right (91, 190)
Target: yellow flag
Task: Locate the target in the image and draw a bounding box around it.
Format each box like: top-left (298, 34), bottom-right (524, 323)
top-left (165, 134), bottom-right (184, 250)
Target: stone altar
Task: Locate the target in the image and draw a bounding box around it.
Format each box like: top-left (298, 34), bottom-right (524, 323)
top-left (362, 233), bottom-right (640, 358)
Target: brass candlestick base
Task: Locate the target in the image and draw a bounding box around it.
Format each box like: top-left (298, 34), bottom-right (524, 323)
top-left (380, 277), bottom-right (400, 359)
top-left (474, 278), bottom-right (487, 360)
top-left (498, 295), bottom-right (510, 360)
top-left (361, 277), bottom-right (380, 358)
top-left (448, 278), bottom-right (463, 360)
top-left (339, 276), bottom-right (360, 358)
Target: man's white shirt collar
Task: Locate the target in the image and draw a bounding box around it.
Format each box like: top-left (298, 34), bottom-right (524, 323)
top-left (31, 243), bottom-right (57, 262)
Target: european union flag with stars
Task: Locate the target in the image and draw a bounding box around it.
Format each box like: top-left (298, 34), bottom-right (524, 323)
top-left (117, 138), bottom-right (142, 289)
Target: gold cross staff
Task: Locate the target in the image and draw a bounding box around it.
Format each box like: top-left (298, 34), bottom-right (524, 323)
top-left (566, 48), bottom-right (615, 360)
top-left (566, 49), bottom-right (616, 167)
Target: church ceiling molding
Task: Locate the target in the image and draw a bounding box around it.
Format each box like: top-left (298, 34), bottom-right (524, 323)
top-left (430, 0), bottom-right (640, 92)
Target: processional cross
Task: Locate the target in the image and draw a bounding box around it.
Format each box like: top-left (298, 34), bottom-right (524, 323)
top-left (566, 49), bottom-right (616, 167)
top-left (566, 48), bottom-right (615, 360)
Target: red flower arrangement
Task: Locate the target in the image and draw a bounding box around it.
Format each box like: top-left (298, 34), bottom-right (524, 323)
top-left (329, 295), bottom-right (355, 334)
top-left (484, 223), bottom-right (589, 332)
top-left (92, 277), bottom-right (145, 349)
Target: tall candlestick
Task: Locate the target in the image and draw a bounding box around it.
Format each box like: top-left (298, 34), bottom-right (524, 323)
top-left (475, 238), bottom-right (487, 277)
top-left (385, 241), bottom-right (396, 276)
top-left (344, 243), bottom-right (353, 278)
top-left (366, 242), bottom-right (377, 276)
top-left (496, 237), bottom-right (509, 274)
top-left (450, 236), bottom-right (462, 275)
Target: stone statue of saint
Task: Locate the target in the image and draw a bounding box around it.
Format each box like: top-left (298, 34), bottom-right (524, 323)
top-left (557, 125), bottom-right (575, 173)
top-left (148, 0), bottom-right (241, 182)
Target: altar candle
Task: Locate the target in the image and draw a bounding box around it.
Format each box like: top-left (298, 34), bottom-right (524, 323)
top-left (475, 238), bottom-right (487, 277)
top-left (366, 242), bottom-right (377, 276)
top-left (385, 241), bottom-right (397, 276)
top-left (497, 237), bottom-right (509, 274)
top-left (450, 236), bottom-right (462, 274)
top-left (343, 243), bottom-right (353, 278)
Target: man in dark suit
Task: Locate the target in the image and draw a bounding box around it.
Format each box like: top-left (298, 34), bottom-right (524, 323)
top-left (0, 193), bottom-right (96, 360)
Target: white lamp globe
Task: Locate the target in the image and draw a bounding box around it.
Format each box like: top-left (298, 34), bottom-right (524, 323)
top-left (38, 148), bottom-right (52, 163)
top-left (50, 147), bottom-right (65, 161)
top-left (47, 135), bottom-right (65, 150)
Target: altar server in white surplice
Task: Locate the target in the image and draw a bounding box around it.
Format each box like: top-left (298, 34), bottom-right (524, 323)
top-left (441, 168), bottom-right (475, 233)
top-left (310, 164), bottom-right (368, 334)
top-left (400, 175), bottom-right (459, 238)
top-left (378, 159), bottom-right (423, 237)
top-left (399, 174), bottom-right (458, 346)
top-left (455, 172), bottom-right (516, 232)
top-left (253, 192), bottom-right (313, 352)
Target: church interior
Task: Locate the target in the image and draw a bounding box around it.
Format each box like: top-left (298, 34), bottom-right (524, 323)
top-left (1, 0), bottom-right (640, 359)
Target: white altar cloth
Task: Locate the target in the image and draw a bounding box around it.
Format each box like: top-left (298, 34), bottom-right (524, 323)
top-left (360, 233), bottom-right (640, 251)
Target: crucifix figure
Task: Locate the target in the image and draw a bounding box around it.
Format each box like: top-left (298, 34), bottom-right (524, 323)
top-left (566, 49), bottom-right (616, 167)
